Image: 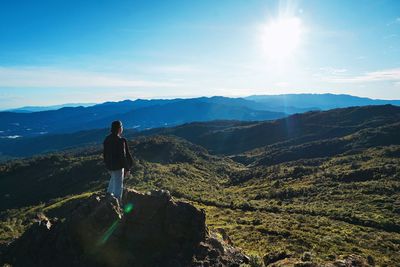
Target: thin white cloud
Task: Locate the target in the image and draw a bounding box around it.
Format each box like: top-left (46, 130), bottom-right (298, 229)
top-left (387, 17), bottom-right (400, 26)
top-left (0, 66), bottom-right (177, 88)
top-left (324, 68), bottom-right (400, 83)
top-left (138, 64), bottom-right (199, 74)
top-left (319, 67), bottom-right (347, 74)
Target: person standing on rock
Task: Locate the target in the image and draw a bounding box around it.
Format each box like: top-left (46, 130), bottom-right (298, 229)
top-left (103, 120), bottom-right (133, 202)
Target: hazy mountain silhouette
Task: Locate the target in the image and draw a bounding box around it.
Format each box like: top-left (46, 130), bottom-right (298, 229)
top-left (2, 94), bottom-right (399, 140)
top-left (0, 97), bottom-right (285, 139)
top-left (3, 103), bottom-right (96, 113)
top-left (1, 104), bottom-right (399, 160)
top-left (246, 93), bottom-right (400, 111)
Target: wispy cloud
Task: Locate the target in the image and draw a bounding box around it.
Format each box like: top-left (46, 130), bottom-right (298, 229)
top-left (387, 17), bottom-right (400, 26)
top-left (325, 68), bottom-right (400, 83)
top-left (0, 66), bottom-right (177, 88)
top-left (137, 64), bottom-right (200, 75)
top-left (319, 67), bottom-right (347, 75)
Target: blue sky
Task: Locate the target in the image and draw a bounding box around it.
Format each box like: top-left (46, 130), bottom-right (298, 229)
top-left (0, 0), bottom-right (399, 109)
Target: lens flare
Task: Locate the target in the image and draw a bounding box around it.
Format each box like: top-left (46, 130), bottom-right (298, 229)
top-left (98, 220), bottom-right (119, 245)
top-left (97, 203), bottom-right (134, 245)
top-left (124, 203), bottom-right (133, 214)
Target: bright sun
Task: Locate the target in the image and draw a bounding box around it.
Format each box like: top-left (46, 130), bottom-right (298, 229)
top-left (260, 16), bottom-right (303, 61)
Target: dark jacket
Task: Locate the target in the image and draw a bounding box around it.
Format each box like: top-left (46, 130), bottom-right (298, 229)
top-left (103, 133), bottom-right (133, 171)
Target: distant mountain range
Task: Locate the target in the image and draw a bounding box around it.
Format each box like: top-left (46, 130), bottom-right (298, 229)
top-left (3, 103), bottom-right (97, 113)
top-left (245, 93), bottom-right (400, 112)
top-left (0, 97), bottom-right (286, 139)
top-left (0, 93), bottom-right (399, 147)
top-left (1, 104), bottom-right (400, 160)
top-left (0, 94), bottom-right (400, 159)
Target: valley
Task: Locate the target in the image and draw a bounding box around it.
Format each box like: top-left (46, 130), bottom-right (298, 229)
top-left (1, 105), bottom-right (399, 265)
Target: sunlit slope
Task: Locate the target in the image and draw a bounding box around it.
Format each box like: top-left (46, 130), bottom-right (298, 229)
top-left (1, 105), bottom-right (400, 265)
top-left (139, 105), bottom-right (400, 155)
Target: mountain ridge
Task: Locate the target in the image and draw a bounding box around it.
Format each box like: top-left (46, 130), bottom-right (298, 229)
top-left (2, 94), bottom-right (400, 140)
top-left (0, 97), bottom-right (285, 139)
top-left (1, 104), bottom-right (399, 159)
top-left (1, 111), bottom-right (399, 265)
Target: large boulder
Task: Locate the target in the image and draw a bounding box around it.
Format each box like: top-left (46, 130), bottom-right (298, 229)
top-left (2, 189), bottom-right (248, 267)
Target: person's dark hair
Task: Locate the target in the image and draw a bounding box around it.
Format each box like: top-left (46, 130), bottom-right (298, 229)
top-left (111, 120), bottom-right (122, 134)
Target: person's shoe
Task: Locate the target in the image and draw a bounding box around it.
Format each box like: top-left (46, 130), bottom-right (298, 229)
top-left (105, 192), bottom-right (115, 199)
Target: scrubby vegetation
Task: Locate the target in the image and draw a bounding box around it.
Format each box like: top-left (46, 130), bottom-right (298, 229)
top-left (1, 105), bottom-right (400, 266)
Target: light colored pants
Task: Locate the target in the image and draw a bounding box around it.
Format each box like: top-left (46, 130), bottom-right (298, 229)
top-left (107, 168), bottom-right (124, 200)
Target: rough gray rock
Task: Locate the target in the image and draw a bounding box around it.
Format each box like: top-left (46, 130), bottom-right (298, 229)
top-left (2, 189), bottom-right (248, 267)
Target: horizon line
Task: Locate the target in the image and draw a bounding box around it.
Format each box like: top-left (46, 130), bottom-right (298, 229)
top-left (2, 92), bottom-right (400, 111)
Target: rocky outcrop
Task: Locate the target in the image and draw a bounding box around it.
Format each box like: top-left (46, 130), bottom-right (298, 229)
top-left (2, 189), bottom-right (248, 267)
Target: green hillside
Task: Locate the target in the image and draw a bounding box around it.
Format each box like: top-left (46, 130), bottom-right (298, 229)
top-left (136, 104), bottom-right (400, 155)
top-left (1, 105), bottom-right (400, 266)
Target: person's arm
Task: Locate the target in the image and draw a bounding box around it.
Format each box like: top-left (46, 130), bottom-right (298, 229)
top-left (117, 138), bottom-right (126, 169)
top-left (119, 138), bottom-right (132, 177)
top-left (122, 138), bottom-right (133, 170)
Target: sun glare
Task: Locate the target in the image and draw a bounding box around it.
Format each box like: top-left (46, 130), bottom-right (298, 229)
top-left (260, 16), bottom-right (303, 61)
